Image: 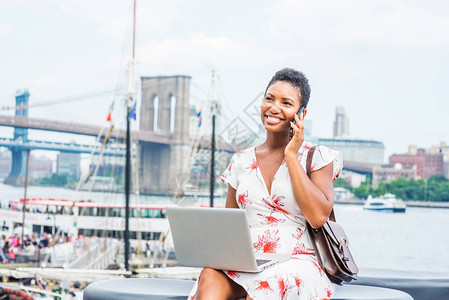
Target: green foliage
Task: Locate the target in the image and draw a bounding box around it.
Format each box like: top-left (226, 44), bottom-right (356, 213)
top-left (354, 184), bottom-right (370, 199)
top-left (333, 178), bottom-right (353, 191)
top-left (40, 173), bottom-right (68, 186)
top-left (354, 175), bottom-right (449, 202)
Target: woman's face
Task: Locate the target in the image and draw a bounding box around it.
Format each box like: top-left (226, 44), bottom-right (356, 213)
top-left (261, 81), bottom-right (302, 133)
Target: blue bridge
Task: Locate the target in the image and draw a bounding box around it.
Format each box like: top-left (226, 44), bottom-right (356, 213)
top-left (0, 77), bottom-right (235, 193)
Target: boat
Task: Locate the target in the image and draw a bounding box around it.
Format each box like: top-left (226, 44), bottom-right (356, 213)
top-left (363, 193), bottom-right (406, 213)
top-left (0, 197), bottom-right (170, 247)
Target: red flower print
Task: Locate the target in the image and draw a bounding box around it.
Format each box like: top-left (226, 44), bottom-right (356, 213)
top-left (325, 286), bottom-right (332, 297)
top-left (276, 274), bottom-right (290, 300)
top-left (255, 280), bottom-right (273, 295)
top-left (237, 191), bottom-right (251, 208)
top-left (246, 159), bottom-right (258, 173)
top-left (292, 227), bottom-right (304, 240)
top-left (257, 214), bottom-right (285, 226)
top-left (262, 195), bottom-right (294, 217)
top-left (304, 143), bottom-right (311, 149)
top-left (310, 164), bottom-right (316, 172)
top-left (188, 296), bottom-right (194, 300)
top-left (310, 259), bottom-right (325, 277)
top-left (333, 172), bottom-right (340, 182)
top-left (226, 271), bottom-right (240, 280)
top-left (293, 274), bottom-right (303, 295)
top-left (236, 149), bottom-right (245, 156)
top-left (253, 229), bottom-right (280, 253)
top-left (318, 288), bottom-right (332, 300)
top-left (281, 157), bottom-right (286, 165)
top-left (292, 243), bottom-right (312, 255)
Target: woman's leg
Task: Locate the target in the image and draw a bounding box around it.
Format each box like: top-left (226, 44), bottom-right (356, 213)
top-left (196, 268), bottom-right (247, 300)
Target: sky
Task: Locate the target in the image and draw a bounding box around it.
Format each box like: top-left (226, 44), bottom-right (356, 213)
top-left (1, 0), bottom-right (449, 164)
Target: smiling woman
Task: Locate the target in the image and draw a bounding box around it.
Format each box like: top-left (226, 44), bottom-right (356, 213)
top-left (189, 68), bottom-right (343, 300)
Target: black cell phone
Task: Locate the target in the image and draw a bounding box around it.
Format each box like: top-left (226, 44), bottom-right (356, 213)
top-left (292, 106), bottom-right (304, 125)
top-left (290, 106), bottom-right (304, 140)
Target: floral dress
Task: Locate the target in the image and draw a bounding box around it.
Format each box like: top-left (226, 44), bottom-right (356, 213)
top-left (188, 142), bottom-right (343, 300)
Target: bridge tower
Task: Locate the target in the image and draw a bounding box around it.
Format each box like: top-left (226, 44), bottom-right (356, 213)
top-left (139, 76), bottom-right (191, 194)
top-left (4, 90), bottom-right (31, 186)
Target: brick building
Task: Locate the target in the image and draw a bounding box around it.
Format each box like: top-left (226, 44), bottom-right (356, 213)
top-left (372, 164), bottom-right (417, 187)
top-left (389, 146), bottom-right (444, 179)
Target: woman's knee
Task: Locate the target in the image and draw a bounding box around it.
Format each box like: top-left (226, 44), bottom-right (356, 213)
top-left (198, 267), bottom-right (223, 288)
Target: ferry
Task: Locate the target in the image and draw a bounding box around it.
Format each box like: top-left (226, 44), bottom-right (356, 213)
top-left (363, 193), bottom-right (407, 213)
top-left (0, 197), bottom-right (170, 245)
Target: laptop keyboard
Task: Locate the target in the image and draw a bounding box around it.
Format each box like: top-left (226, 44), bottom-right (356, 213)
top-left (256, 259), bottom-right (271, 266)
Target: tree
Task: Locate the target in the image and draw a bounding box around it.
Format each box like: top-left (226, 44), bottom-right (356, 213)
top-left (354, 184), bottom-right (370, 199)
top-left (334, 178), bottom-right (353, 191)
top-left (40, 174), bottom-right (67, 186)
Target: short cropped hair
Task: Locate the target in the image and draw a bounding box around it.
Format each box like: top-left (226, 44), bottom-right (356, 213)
top-left (264, 68), bottom-right (311, 108)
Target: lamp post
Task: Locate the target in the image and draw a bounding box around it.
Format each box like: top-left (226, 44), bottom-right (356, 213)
top-left (209, 69), bottom-right (218, 208)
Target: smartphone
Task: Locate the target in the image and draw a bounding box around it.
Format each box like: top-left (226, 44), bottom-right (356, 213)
top-left (290, 106), bottom-right (304, 140)
top-left (292, 106), bottom-right (305, 125)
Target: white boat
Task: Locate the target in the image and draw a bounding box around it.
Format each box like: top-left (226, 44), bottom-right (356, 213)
top-left (363, 193), bottom-right (406, 213)
top-left (0, 197), bottom-right (171, 247)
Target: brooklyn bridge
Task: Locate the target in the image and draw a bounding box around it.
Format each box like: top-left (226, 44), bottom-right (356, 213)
top-left (0, 75), bottom-right (236, 194)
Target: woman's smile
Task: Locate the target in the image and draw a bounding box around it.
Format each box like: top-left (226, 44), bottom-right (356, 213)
top-left (265, 115), bottom-right (283, 125)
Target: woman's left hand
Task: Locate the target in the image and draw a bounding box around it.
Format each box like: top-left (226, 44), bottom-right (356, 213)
top-left (284, 112), bottom-right (304, 158)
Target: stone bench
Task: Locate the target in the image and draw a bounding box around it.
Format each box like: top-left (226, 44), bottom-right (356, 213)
top-left (350, 268), bottom-right (449, 300)
top-left (83, 278), bottom-right (413, 300)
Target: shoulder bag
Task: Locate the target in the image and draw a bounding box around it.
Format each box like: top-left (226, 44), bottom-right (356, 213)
top-left (305, 145), bottom-right (358, 285)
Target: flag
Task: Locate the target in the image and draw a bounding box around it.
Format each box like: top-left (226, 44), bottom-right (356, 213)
top-left (197, 106), bottom-right (202, 127)
top-left (106, 102), bottom-right (114, 122)
top-left (128, 101), bottom-right (137, 120)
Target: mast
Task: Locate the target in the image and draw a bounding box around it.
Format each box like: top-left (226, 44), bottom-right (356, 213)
top-left (210, 69), bottom-right (218, 207)
top-left (124, 0), bottom-right (136, 272)
top-left (20, 149), bottom-right (30, 247)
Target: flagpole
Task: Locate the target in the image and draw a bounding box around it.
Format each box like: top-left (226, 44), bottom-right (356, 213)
top-left (124, 0), bottom-right (136, 272)
top-left (210, 69), bottom-right (217, 207)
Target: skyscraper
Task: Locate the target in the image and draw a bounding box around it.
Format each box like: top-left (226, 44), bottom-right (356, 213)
top-left (333, 106), bottom-right (349, 138)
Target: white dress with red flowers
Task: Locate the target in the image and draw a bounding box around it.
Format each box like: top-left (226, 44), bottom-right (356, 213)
top-left (188, 142), bottom-right (343, 300)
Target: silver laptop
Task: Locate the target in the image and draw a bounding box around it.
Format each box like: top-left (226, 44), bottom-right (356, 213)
top-left (166, 207), bottom-right (290, 272)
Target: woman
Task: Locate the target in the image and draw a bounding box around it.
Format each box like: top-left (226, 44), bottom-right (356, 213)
top-left (190, 68), bottom-right (342, 300)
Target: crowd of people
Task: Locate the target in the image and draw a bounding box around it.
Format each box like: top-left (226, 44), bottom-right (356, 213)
top-left (0, 233), bottom-right (72, 264)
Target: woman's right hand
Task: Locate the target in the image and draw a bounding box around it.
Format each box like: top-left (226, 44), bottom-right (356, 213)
top-left (284, 112), bottom-right (305, 159)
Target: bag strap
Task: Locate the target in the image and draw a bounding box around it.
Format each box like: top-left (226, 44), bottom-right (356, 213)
top-left (306, 145), bottom-right (336, 222)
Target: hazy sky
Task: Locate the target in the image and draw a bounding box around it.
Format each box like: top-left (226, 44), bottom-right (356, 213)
top-left (1, 0), bottom-right (448, 163)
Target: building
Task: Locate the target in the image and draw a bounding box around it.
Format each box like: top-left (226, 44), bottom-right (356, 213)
top-left (318, 138), bottom-right (385, 165)
top-left (437, 142), bottom-right (449, 179)
top-left (333, 106), bottom-right (350, 138)
top-left (29, 155), bottom-right (52, 179)
top-left (0, 150), bottom-right (11, 178)
top-left (390, 146), bottom-right (444, 179)
top-left (372, 163), bottom-right (417, 187)
top-left (57, 152), bottom-right (81, 181)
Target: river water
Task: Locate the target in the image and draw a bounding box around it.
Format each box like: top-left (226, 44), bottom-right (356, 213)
top-left (1, 183), bottom-right (448, 273)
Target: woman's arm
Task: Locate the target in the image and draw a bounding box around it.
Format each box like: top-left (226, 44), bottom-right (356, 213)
top-left (285, 113), bottom-right (334, 228)
top-left (285, 156), bottom-right (334, 228)
top-left (225, 185), bottom-right (239, 208)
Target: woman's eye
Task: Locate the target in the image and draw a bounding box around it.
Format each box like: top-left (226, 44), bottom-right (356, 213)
top-left (265, 97), bottom-right (273, 101)
top-left (283, 102), bottom-right (292, 106)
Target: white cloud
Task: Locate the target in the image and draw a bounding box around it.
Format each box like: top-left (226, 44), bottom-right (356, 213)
top-left (136, 33), bottom-right (256, 70)
top-left (264, 0), bottom-right (449, 47)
